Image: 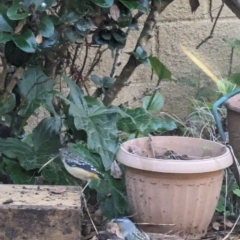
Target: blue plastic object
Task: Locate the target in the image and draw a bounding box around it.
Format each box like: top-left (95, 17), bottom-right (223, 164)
top-left (212, 89), bottom-right (240, 142)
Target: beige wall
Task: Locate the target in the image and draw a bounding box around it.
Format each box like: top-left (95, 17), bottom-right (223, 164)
top-left (90, 0), bottom-right (240, 119)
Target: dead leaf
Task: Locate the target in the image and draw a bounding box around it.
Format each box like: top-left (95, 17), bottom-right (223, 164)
top-left (223, 219), bottom-right (234, 228)
top-left (49, 187), bottom-right (67, 194)
top-left (189, 0), bottom-right (200, 13)
top-left (110, 160), bottom-right (122, 179)
top-left (15, 19), bottom-right (26, 33)
top-left (36, 34), bottom-right (43, 44)
top-left (2, 198), bottom-right (13, 204)
top-left (128, 145), bottom-right (142, 156)
top-left (212, 222), bottom-right (220, 231)
top-left (110, 4), bottom-right (120, 21)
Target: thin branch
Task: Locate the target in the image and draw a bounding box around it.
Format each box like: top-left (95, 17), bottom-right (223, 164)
top-left (120, 85), bottom-right (162, 107)
top-left (110, 49), bottom-right (122, 78)
top-left (228, 47), bottom-right (234, 77)
top-left (78, 38), bottom-right (89, 80)
top-left (5, 67), bottom-right (24, 94)
top-left (196, 2), bottom-right (224, 49)
top-left (85, 46), bottom-right (103, 78)
top-left (0, 56), bottom-right (8, 91)
top-left (209, 0), bottom-right (213, 22)
top-left (70, 43), bottom-right (81, 75)
top-left (102, 0), bottom-right (174, 106)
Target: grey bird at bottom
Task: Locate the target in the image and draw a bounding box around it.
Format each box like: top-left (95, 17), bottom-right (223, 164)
top-left (110, 218), bottom-right (150, 240)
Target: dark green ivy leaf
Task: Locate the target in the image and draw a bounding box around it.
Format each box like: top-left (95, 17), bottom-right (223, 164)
top-left (143, 92), bottom-right (164, 111)
top-left (90, 0), bottom-right (114, 8)
top-left (62, 76), bottom-right (119, 170)
top-left (39, 16), bottom-right (55, 38)
top-left (3, 157), bottom-right (35, 184)
top-left (0, 32), bottom-right (12, 43)
top-left (229, 73), bottom-right (240, 86)
top-left (96, 174), bottom-right (130, 219)
top-left (119, 0), bottom-right (139, 10)
top-left (149, 56), bottom-right (171, 80)
top-left (0, 93), bottom-right (16, 115)
top-left (0, 3), bottom-right (16, 32)
top-left (7, 1), bottom-right (30, 20)
top-left (18, 67), bottom-right (55, 117)
top-left (13, 29), bottom-right (37, 53)
top-left (0, 137), bottom-right (33, 160)
top-left (32, 117), bottom-right (61, 153)
top-left (117, 107), bottom-right (176, 134)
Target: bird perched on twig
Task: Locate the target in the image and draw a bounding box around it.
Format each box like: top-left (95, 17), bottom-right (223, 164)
top-left (93, 217), bottom-right (150, 240)
top-left (59, 147), bottom-right (104, 192)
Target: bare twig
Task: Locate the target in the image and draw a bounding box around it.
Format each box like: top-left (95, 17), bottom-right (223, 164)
top-left (82, 196), bottom-right (98, 234)
top-left (110, 49), bottom-right (122, 78)
top-left (120, 85), bottom-right (161, 107)
top-left (70, 43), bottom-right (81, 75)
top-left (196, 2), bottom-right (224, 49)
top-left (85, 46), bottom-right (104, 79)
top-left (148, 135), bottom-right (155, 158)
top-left (222, 214), bottom-right (240, 240)
top-left (5, 67), bottom-right (24, 94)
top-left (0, 56), bottom-right (8, 91)
top-left (77, 38), bottom-right (89, 83)
top-left (209, 0), bottom-right (214, 22)
top-left (228, 47), bottom-right (234, 77)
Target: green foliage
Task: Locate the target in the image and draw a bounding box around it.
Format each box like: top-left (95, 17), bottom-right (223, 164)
top-left (143, 92), bottom-right (164, 111)
top-left (0, 72), bottom-right (176, 218)
top-left (117, 107), bottom-right (176, 135)
top-left (128, 46), bottom-right (150, 65)
top-left (0, 3), bottom-right (15, 31)
top-left (18, 67), bottom-right (55, 117)
top-left (229, 73), bottom-right (240, 85)
top-left (0, 93), bottom-right (16, 115)
top-left (13, 29), bottom-right (37, 53)
top-left (39, 16), bottom-right (55, 38)
top-left (61, 76), bottom-right (121, 170)
top-left (90, 75), bottom-right (115, 94)
top-left (119, 0), bottom-right (139, 10)
top-left (97, 174), bottom-right (130, 218)
top-left (0, 0), bottom-right (177, 220)
top-left (149, 56), bottom-right (171, 81)
top-left (216, 172), bottom-right (240, 216)
top-left (91, 0), bottom-right (114, 8)
top-left (0, 32), bottom-right (12, 43)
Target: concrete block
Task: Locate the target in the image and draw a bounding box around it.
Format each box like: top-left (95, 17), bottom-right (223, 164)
top-left (0, 185), bottom-right (81, 240)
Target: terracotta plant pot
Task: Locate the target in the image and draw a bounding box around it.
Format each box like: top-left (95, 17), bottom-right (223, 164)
top-left (117, 136), bottom-right (233, 240)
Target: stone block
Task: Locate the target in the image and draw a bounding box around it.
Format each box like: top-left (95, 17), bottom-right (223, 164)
top-left (0, 185), bottom-right (81, 240)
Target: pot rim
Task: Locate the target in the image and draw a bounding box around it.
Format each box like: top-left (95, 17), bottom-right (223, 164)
top-left (117, 136), bottom-right (233, 173)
